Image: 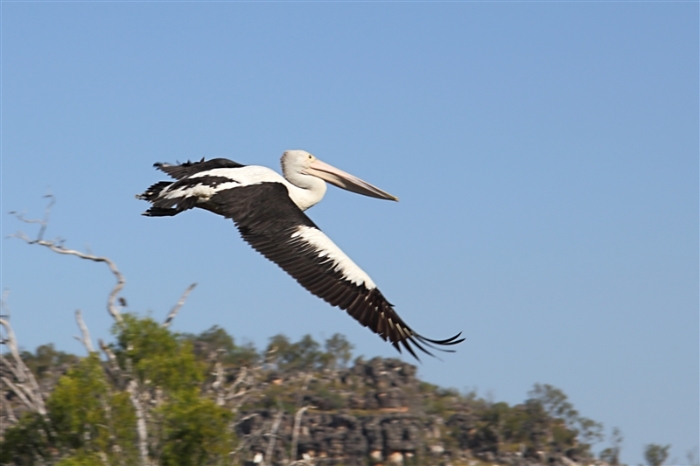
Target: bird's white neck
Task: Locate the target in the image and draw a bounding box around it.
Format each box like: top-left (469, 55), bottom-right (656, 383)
top-left (283, 173), bottom-right (327, 211)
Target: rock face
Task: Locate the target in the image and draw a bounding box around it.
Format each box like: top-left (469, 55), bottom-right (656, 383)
top-left (238, 411), bottom-right (425, 466)
top-left (237, 357), bottom-right (427, 465)
top-left (234, 358), bottom-right (607, 466)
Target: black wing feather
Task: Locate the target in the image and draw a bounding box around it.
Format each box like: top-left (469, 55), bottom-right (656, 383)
top-left (156, 157), bottom-right (246, 180)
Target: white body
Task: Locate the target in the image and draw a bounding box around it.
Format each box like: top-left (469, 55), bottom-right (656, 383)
top-left (163, 165), bottom-right (326, 211)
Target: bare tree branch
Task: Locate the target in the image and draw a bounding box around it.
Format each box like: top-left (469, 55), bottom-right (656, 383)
top-left (226, 365), bottom-right (265, 417)
top-left (127, 379), bottom-right (150, 466)
top-left (9, 196), bottom-right (125, 323)
top-left (8, 192), bottom-right (54, 241)
top-left (0, 289), bottom-right (10, 319)
top-left (74, 310), bottom-right (95, 353)
top-left (3, 394), bottom-right (17, 423)
top-left (162, 283), bottom-right (197, 328)
top-left (226, 366), bottom-right (248, 401)
top-left (0, 352), bottom-right (25, 383)
top-left (264, 409), bottom-right (284, 466)
top-left (99, 338), bottom-right (124, 389)
top-left (290, 406), bottom-right (309, 462)
top-left (1, 376), bottom-right (39, 412)
top-left (212, 360), bottom-right (225, 407)
top-left (0, 318), bottom-right (47, 416)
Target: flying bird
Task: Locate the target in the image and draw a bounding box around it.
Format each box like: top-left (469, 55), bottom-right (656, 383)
top-left (137, 150), bottom-right (464, 359)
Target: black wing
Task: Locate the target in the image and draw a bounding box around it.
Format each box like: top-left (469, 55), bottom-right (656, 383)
top-left (205, 182), bottom-right (464, 359)
top-left (155, 157), bottom-right (246, 180)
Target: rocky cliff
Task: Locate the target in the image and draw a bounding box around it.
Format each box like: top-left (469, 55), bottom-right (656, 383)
top-left (231, 358), bottom-right (607, 466)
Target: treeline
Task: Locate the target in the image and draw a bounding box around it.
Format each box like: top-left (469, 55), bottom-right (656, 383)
top-left (1, 314), bottom-right (635, 466)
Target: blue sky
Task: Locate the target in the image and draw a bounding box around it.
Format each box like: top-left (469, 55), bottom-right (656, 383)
top-left (2, 2), bottom-right (697, 464)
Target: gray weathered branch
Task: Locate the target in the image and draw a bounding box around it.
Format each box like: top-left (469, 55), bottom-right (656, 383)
top-left (1, 376), bottom-right (39, 413)
top-left (10, 196), bottom-right (125, 323)
top-left (162, 283), bottom-right (197, 328)
top-left (99, 339), bottom-right (124, 389)
top-left (74, 309), bottom-right (95, 353)
top-left (0, 318), bottom-right (47, 416)
top-left (291, 406), bottom-right (310, 462)
top-left (212, 360), bottom-right (225, 407)
top-left (127, 379), bottom-right (150, 465)
top-left (264, 409), bottom-right (284, 466)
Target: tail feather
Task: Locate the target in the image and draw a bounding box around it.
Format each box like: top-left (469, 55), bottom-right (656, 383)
top-left (138, 175), bottom-right (211, 217)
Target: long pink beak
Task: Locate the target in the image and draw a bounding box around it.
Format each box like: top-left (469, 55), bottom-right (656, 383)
top-left (305, 159), bottom-right (399, 201)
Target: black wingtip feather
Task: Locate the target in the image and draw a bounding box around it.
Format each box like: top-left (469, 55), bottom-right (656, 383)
top-left (142, 207), bottom-right (179, 217)
top-left (420, 332), bottom-right (466, 346)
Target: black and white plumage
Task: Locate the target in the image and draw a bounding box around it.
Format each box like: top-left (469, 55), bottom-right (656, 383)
top-left (137, 150), bottom-right (464, 359)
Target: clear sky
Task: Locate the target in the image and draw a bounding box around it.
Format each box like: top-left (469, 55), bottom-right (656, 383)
top-left (2, 2), bottom-right (697, 464)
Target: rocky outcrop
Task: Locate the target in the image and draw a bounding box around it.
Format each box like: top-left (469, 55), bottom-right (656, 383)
top-left (234, 358), bottom-right (607, 466)
top-left (238, 411), bottom-right (424, 465)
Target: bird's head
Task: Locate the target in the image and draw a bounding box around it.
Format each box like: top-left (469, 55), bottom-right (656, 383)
top-left (281, 150), bottom-right (398, 201)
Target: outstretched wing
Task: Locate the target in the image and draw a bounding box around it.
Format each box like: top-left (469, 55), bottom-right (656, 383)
top-left (204, 182), bottom-right (464, 359)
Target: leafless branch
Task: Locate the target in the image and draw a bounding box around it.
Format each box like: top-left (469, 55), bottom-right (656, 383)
top-left (295, 371), bottom-right (314, 407)
top-left (0, 289), bottom-right (10, 319)
top-left (9, 196), bottom-right (125, 323)
top-left (0, 318), bottom-right (47, 416)
top-left (1, 376), bottom-right (39, 412)
top-left (227, 366), bottom-right (262, 416)
top-left (162, 283), bottom-right (197, 328)
top-left (127, 380), bottom-right (150, 465)
top-left (3, 395), bottom-right (17, 423)
top-left (291, 406), bottom-right (310, 462)
top-left (74, 310), bottom-right (95, 353)
top-left (99, 339), bottom-right (123, 388)
top-left (8, 192), bottom-right (54, 241)
top-left (212, 360), bottom-right (225, 407)
top-left (0, 352), bottom-right (25, 383)
top-left (264, 409), bottom-right (284, 466)
top-left (226, 366), bottom-right (248, 399)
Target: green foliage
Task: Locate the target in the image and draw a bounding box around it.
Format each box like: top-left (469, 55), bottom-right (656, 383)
top-left (423, 386), bottom-right (460, 416)
top-left (527, 383), bottom-right (603, 449)
top-left (644, 443), bottom-right (671, 466)
top-left (599, 427), bottom-right (624, 465)
top-left (181, 325), bottom-right (260, 367)
top-left (48, 354), bottom-right (136, 453)
top-left (156, 390), bottom-right (234, 466)
top-left (112, 314), bottom-right (205, 392)
top-left (1, 354), bottom-right (138, 465)
top-left (55, 453), bottom-right (107, 466)
top-left (323, 333), bottom-right (354, 369)
top-left (0, 412), bottom-right (51, 465)
top-left (441, 384), bottom-right (605, 460)
top-left (265, 333), bottom-right (354, 372)
top-left (266, 333), bottom-right (324, 371)
top-left (190, 325), bottom-right (237, 354)
top-left (308, 384), bottom-right (345, 410)
top-left (19, 343), bottom-right (79, 380)
top-left (256, 383), bottom-right (295, 413)
top-left (112, 315), bottom-right (234, 465)
top-left (1, 315), bottom-right (236, 466)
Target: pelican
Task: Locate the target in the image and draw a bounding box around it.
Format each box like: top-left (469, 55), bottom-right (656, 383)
top-left (137, 150), bottom-right (464, 359)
